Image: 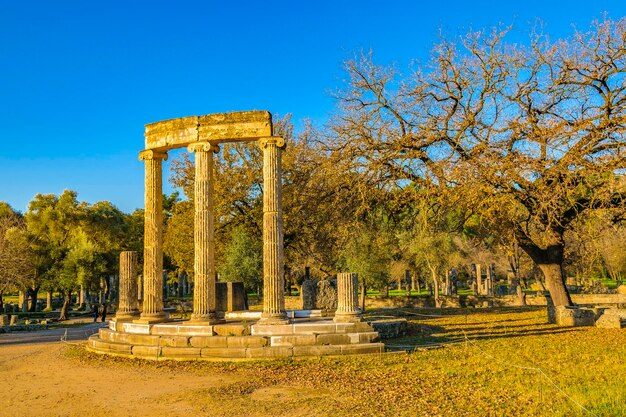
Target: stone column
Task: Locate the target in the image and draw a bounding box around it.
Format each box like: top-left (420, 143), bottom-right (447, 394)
top-left (18, 291), bottom-right (26, 312)
top-left (475, 264), bottom-right (483, 296)
top-left (258, 137), bottom-right (289, 325)
top-left (188, 142), bottom-right (220, 323)
top-left (137, 275), bottom-right (143, 301)
top-left (116, 251), bottom-right (139, 321)
top-left (334, 273), bottom-right (361, 323)
top-left (137, 149), bottom-right (168, 323)
top-left (485, 264), bottom-right (493, 296)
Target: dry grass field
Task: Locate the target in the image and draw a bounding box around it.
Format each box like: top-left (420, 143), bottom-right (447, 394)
top-left (1, 307), bottom-right (624, 417)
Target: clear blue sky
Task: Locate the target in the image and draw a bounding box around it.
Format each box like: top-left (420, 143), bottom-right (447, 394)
top-left (1, 1), bottom-right (624, 213)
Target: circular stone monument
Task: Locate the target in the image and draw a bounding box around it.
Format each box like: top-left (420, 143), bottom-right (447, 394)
top-left (87, 111), bottom-right (384, 360)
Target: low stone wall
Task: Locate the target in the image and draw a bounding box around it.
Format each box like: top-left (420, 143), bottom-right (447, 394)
top-left (364, 293), bottom-right (626, 309)
top-left (0, 324), bottom-right (50, 333)
top-left (369, 319), bottom-right (408, 339)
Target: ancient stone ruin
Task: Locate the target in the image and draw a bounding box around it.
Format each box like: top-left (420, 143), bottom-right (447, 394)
top-left (87, 111), bottom-right (383, 360)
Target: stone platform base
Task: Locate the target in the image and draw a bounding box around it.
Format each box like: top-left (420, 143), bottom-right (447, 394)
top-left (87, 317), bottom-right (384, 360)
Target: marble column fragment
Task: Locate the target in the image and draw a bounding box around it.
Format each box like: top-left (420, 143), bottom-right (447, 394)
top-left (258, 137), bottom-right (289, 325)
top-left (137, 149), bottom-right (168, 323)
top-left (116, 251), bottom-right (139, 321)
top-left (188, 142), bottom-right (220, 323)
top-left (334, 272), bottom-right (362, 323)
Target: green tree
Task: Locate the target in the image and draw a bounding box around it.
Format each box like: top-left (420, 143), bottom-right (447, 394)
top-left (220, 225), bottom-right (262, 292)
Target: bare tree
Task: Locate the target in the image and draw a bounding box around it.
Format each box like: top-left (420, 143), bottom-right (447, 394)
top-left (330, 18), bottom-right (626, 306)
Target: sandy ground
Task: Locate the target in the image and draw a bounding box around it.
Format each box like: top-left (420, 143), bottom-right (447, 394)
top-left (0, 322), bottom-right (241, 417)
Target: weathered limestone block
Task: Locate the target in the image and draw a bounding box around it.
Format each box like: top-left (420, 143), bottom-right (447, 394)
top-left (216, 282), bottom-right (246, 312)
top-left (198, 111), bottom-right (272, 143)
top-left (301, 279), bottom-right (337, 311)
top-left (215, 282), bottom-right (228, 313)
top-left (145, 111), bottom-right (273, 151)
top-left (0, 315), bottom-right (8, 325)
top-left (213, 323), bottom-right (251, 337)
top-left (595, 309), bottom-right (626, 329)
top-left (554, 306), bottom-right (595, 327)
top-left (370, 319), bottom-right (408, 339)
top-left (617, 285), bottom-right (626, 295)
top-left (227, 282), bottom-right (245, 311)
top-left (9, 315), bottom-right (18, 325)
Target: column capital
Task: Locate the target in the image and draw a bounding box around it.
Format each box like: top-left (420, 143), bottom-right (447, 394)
top-left (139, 149), bottom-right (168, 161)
top-left (187, 141), bottom-right (220, 153)
top-left (258, 136), bottom-right (286, 150)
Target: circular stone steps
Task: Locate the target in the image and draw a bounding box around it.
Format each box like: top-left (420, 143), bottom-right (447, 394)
top-left (87, 318), bottom-right (384, 360)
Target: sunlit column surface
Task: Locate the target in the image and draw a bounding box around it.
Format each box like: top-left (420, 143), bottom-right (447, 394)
top-left (137, 149), bottom-right (168, 323)
top-left (258, 137), bottom-right (289, 325)
top-left (188, 142), bottom-right (221, 323)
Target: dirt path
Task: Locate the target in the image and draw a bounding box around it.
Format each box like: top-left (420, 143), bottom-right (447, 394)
top-left (0, 324), bottom-right (241, 417)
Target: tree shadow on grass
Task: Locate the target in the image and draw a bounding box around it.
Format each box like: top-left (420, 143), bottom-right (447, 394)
top-left (383, 307), bottom-right (585, 349)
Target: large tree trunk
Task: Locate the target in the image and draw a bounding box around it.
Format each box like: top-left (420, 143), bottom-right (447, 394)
top-left (360, 281), bottom-right (366, 312)
top-left (27, 287), bottom-right (39, 312)
top-left (59, 290), bottom-right (72, 321)
top-left (520, 241), bottom-right (573, 307)
top-left (0, 292), bottom-right (3, 311)
top-left (429, 267), bottom-right (442, 308)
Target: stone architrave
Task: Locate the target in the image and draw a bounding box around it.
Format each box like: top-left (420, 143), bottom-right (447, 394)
top-left (136, 149), bottom-right (168, 323)
top-left (257, 137), bottom-right (289, 325)
top-left (116, 251), bottom-right (140, 321)
top-left (334, 273), bottom-right (361, 323)
top-left (188, 142), bottom-right (221, 324)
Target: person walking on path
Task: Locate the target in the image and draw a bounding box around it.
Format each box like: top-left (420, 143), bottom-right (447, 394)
top-left (101, 302), bottom-right (108, 323)
top-left (92, 303), bottom-right (100, 322)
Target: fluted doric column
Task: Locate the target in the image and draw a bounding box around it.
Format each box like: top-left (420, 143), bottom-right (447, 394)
top-left (334, 273), bottom-right (362, 323)
top-left (137, 149), bottom-right (168, 323)
top-left (258, 137), bottom-right (289, 325)
top-left (188, 142), bottom-right (221, 323)
top-left (116, 251), bottom-right (139, 321)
